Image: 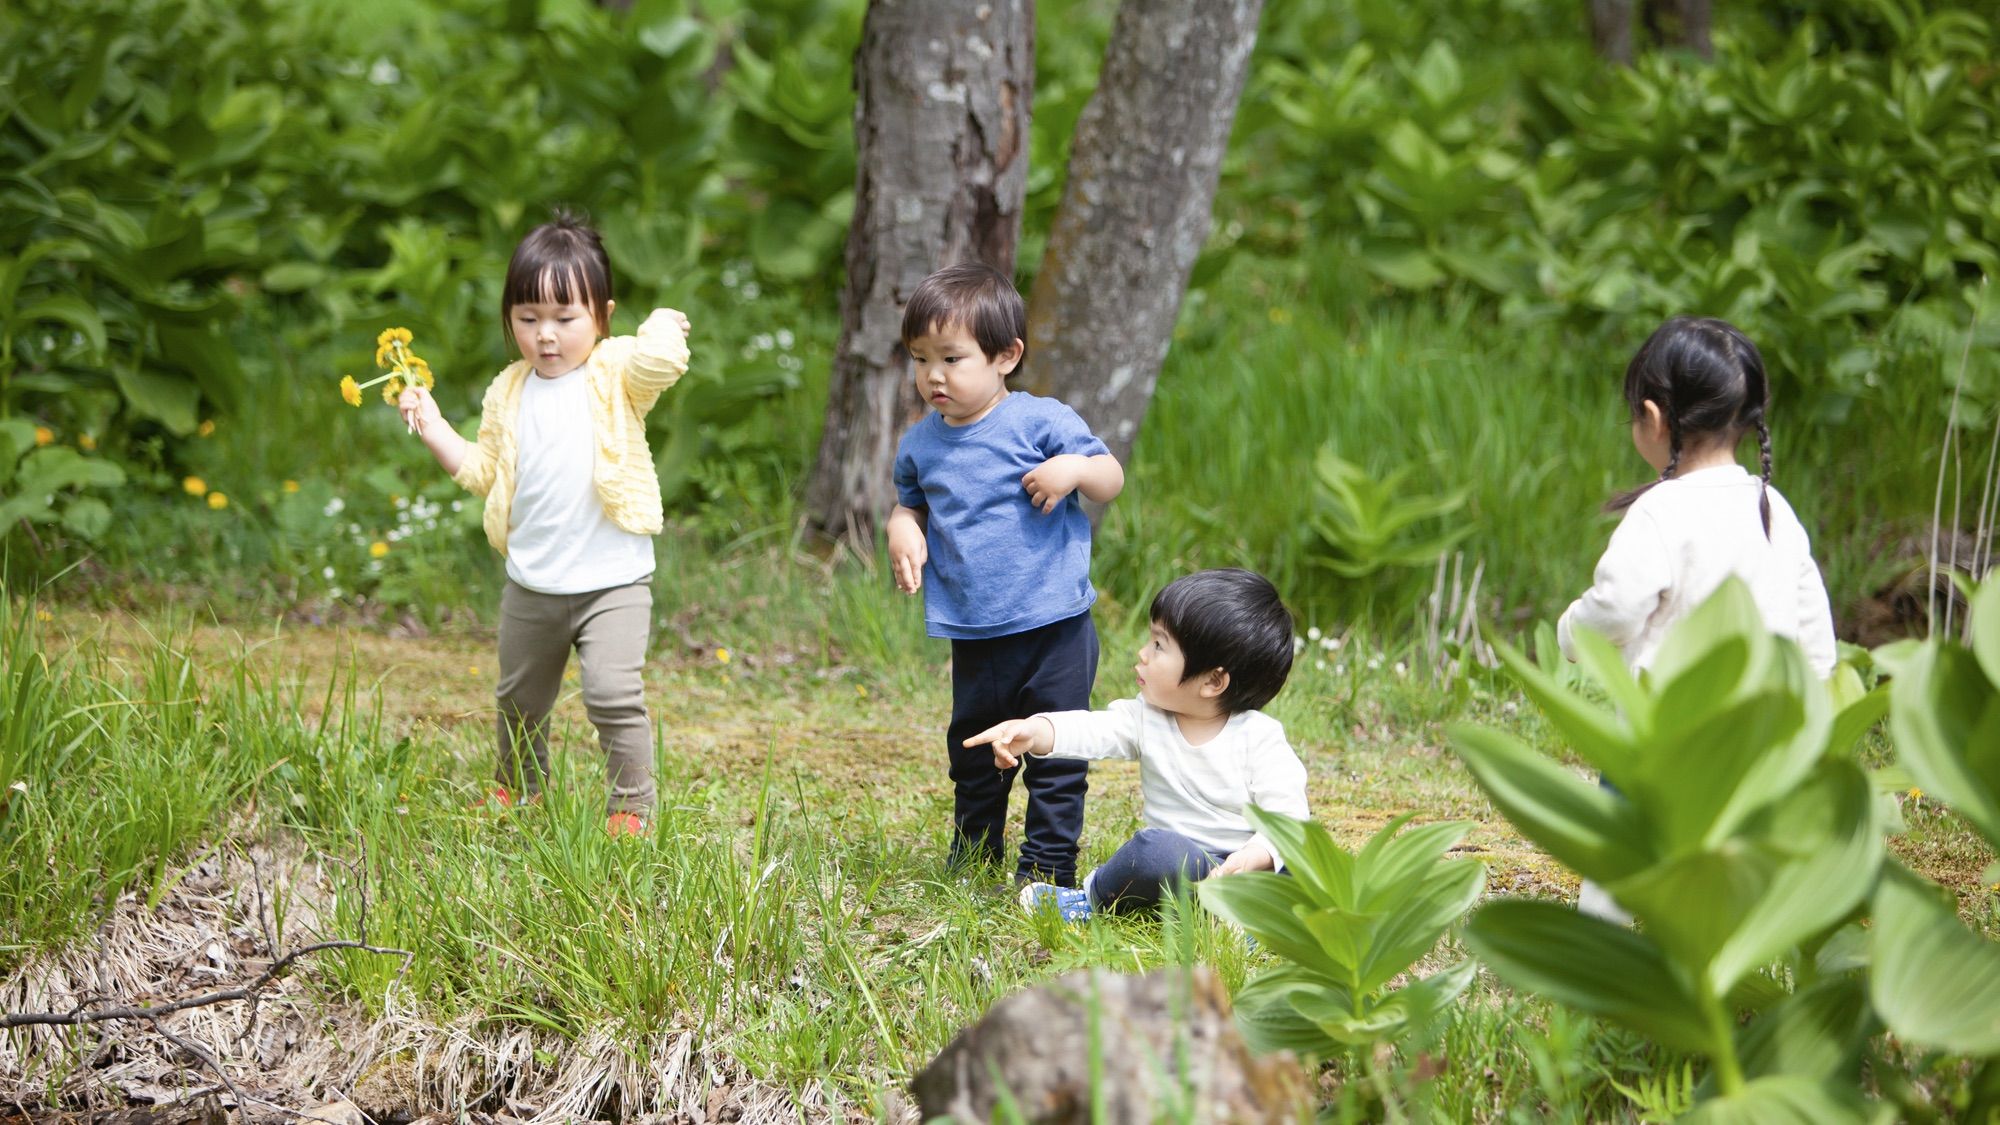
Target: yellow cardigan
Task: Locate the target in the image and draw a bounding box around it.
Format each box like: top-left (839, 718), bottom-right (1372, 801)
top-left (452, 313), bottom-right (689, 556)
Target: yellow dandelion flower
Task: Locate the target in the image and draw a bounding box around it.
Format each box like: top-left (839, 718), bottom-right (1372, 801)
top-left (197, 419), bottom-right (216, 437)
top-left (467, 666), bottom-right (480, 676)
top-left (369, 541), bottom-right (389, 558)
top-left (33, 426), bottom-right (54, 446)
top-left (35, 609), bottom-right (52, 623)
top-left (855, 683), bottom-right (868, 698)
top-left (78, 433), bottom-right (96, 451)
top-left (207, 492), bottom-right (228, 510)
top-left (282, 480), bottom-right (300, 493)
top-left (382, 375), bottom-right (406, 404)
top-left (378, 327), bottom-right (412, 348)
top-left (1268, 307), bottom-right (1293, 325)
top-left (1908, 787), bottom-right (1923, 801)
top-left (716, 648), bottom-right (731, 664)
top-left (182, 476), bottom-right (208, 497)
top-left (340, 376), bottom-right (362, 406)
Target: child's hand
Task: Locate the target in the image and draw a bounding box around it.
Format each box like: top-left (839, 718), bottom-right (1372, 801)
top-left (963, 716), bottom-right (1055, 770)
top-left (886, 511), bottom-right (927, 594)
top-left (1209, 843), bottom-right (1276, 879)
top-left (644, 307), bottom-right (693, 338)
top-left (1021, 455), bottom-right (1087, 514)
top-left (398, 385), bottom-right (442, 436)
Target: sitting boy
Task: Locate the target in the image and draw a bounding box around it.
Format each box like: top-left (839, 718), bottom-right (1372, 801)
top-left (963, 568), bottom-right (1309, 921)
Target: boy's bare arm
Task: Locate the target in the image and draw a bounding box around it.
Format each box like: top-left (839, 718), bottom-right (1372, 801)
top-left (886, 504), bottom-right (928, 594)
top-left (1021, 452), bottom-right (1124, 513)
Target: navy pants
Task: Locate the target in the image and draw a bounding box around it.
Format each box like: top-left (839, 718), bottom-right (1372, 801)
top-left (1087, 827), bottom-right (1225, 914)
top-left (946, 611), bottom-right (1096, 886)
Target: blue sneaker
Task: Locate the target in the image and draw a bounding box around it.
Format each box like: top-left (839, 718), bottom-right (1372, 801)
top-left (1019, 881), bottom-right (1092, 923)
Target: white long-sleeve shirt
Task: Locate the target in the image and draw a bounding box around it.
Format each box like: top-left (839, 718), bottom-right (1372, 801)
top-left (1040, 698), bottom-right (1310, 868)
top-left (1557, 465), bottom-right (1836, 676)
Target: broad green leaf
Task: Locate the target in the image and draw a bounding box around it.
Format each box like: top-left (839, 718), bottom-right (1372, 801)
top-left (1490, 636), bottom-right (1633, 775)
top-left (1367, 960), bottom-right (1477, 1035)
top-left (1231, 965), bottom-right (1351, 1058)
top-left (1708, 763), bottom-right (1881, 996)
top-left (1973, 579), bottom-right (2000, 692)
top-left (1448, 723), bottom-right (1650, 880)
top-left (1569, 625), bottom-right (1652, 735)
top-left (1871, 865), bottom-right (2000, 1054)
top-left (1354, 815), bottom-right (1468, 908)
top-left (110, 366), bottom-right (201, 434)
top-left (1737, 973), bottom-right (1872, 1084)
top-left (1824, 684), bottom-right (1889, 758)
top-left (1632, 690), bottom-right (1805, 853)
top-left (1356, 861), bottom-right (1483, 996)
top-left (1647, 578), bottom-right (1767, 689)
top-left (1676, 1075), bottom-right (1876, 1125)
top-left (1883, 640), bottom-right (2000, 851)
top-left (1197, 873), bottom-right (1340, 977)
top-left (60, 497), bottom-right (113, 540)
top-left (1298, 905), bottom-right (1372, 990)
top-left (1610, 848), bottom-right (1776, 979)
top-left (1463, 900), bottom-right (1714, 1052)
top-left (1246, 805), bottom-right (1355, 907)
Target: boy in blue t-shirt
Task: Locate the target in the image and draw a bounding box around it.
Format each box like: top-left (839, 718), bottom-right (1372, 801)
top-left (887, 262), bottom-right (1125, 887)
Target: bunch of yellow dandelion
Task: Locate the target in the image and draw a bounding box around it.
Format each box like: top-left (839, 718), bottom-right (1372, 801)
top-left (339, 327), bottom-right (435, 411)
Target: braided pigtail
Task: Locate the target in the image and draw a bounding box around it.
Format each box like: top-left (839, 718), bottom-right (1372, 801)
top-left (1755, 417), bottom-right (1773, 538)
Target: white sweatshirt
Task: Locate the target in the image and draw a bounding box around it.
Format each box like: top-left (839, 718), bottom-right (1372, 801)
top-left (1040, 698), bottom-right (1309, 868)
top-left (1557, 465), bottom-right (1836, 676)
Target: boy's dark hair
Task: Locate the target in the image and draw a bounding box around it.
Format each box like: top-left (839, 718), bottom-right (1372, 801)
top-left (899, 261), bottom-right (1027, 366)
top-left (502, 208), bottom-right (614, 338)
top-left (1608, 316), bottom-right (1774, 536)
top-left (1149, 568), bottom-right (1295, 713)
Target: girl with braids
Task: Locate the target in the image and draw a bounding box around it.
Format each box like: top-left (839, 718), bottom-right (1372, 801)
top-left (1558, 317), bottom-right (1836, 922)
top-left (1557, 316), bottom-right (1837, 679)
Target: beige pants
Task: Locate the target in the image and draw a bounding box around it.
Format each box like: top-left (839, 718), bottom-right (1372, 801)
top-left (495, 578), bottom-right (655, 814)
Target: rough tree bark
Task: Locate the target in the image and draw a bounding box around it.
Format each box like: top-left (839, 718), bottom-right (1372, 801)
top-left (804, 0), bottom-right (1033, 540)
top-left (1589, 0), bottom-right (1712, 64)
top-left (1023, 0), bottom-right (1264, 467)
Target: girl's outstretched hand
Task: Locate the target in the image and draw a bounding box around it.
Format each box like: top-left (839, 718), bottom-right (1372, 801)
top-left (398, 385), bottom-right (442, 436)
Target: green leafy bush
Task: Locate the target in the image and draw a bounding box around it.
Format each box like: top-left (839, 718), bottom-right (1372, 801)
top-left (1198, 806), bottom-right (1482, 1061)
top-left (1449, 580), bottom-right (1892, 1118)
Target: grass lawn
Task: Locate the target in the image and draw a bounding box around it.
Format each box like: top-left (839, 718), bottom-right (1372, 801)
top-left (1, 564), bottom-right (1987, 1122)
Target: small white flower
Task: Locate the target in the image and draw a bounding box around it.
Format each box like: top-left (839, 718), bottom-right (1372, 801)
top-left (775, 329), bottom-right (795, 349)
top-left (1319, 637), bottom-right (1337, 652)
top-left (1334, 663), bottom-right (1346, 676)
top-left (1292, 636), bottom-right (1305, 653)
top-left (1315, 660), bottom-right (1326, 671)
top-left (1503, 701), bottom-right (1519, 714)
top-left (1394, 661), bottom-right (1408, 677)
top-left (1307, 626), bottom-right (1322, 642)
top-left (1367, 657), bottom-right (1382, 671)
top-left (322, 566), bottom-right (335, 579)
top-left (323, 497), bottom-right (346, 516)
top-left (367, 57), bottom-right (401, 85)
top-left (450, 500), bottom-right (463, 512)
top-left (741, 281), bottom-right (761, 300)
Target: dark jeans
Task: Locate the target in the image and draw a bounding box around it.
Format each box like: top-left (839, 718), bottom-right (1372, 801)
top-left (1086, 827), bottom-right (1225, 914)
top-left (946, 611), bottom-right (1097, 886)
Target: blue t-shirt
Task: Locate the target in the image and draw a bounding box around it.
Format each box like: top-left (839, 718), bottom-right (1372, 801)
top-left (893, 392), bottom-right (1110, 640)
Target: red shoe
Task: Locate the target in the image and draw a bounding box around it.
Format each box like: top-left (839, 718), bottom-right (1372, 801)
top-left (605, 811), bottom-right (649, 837)
top-left (470, 786), bottom-right (540, 811)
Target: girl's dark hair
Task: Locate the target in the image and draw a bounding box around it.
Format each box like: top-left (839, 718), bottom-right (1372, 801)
top-left (899, 262), bottom-right (1027, 367)
top-left (1149, 568), bottom-right (1295, 713)
top-left (501, 208), bottom-right (614, 337)
top-left (1609, 316), bottom-right (1774, 537)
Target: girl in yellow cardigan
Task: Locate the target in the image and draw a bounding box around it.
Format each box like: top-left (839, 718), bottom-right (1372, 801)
top-left (398, 212), bottom-right (690, 836)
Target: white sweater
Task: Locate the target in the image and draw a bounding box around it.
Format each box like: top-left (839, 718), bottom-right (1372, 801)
top-left (1557, 465), bottom-right (1836, 676)
top-left (1040, 698), bottom-right (1309, 868)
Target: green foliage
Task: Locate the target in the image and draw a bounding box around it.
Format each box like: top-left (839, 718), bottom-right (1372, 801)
top-left (1302, 448), bottom-right (1470, 578)
top-left (1197, 807), bottom-right (1481, 1061)
top-left (1451, 580), bottom-right (1891, 1114)
top-left (1226, 4), bottom-right (2000, 407)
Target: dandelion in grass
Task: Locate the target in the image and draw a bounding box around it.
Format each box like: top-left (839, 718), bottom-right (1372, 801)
top-left (282, 480), bottom-right (300, 493)
top-left (35, 610), bottom-right (52, 623)
top-left (78, 433), bottom-right (95, 451)
top-left (369, 541), bottom-right (389, 559)
top-left (716, 647), bottom-right (731, 665)
top-left (183, 476), bottom-right (207, 497)
top-left (207, 492), bottom-right (228, 510)
top-left (1908, 787), bottom-right (1923, 801)
top-left (33, 426), bottom-right (53, 446)
top-left (197, 419), bottom-right (216, 437)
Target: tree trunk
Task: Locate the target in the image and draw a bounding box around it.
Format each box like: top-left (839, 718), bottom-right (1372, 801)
top-left (1588, 0), bottom-right (1636, 64)
top-left (804, 0), bottom-right (1033, 540)
top-left (1657, 0), bottom-right (1713, 59)
top-left (1022, 0), bottom-right (1263, 468)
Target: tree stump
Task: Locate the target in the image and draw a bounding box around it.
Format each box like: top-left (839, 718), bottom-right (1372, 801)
top-left (910, 966), bottom-right (1307, 1123)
